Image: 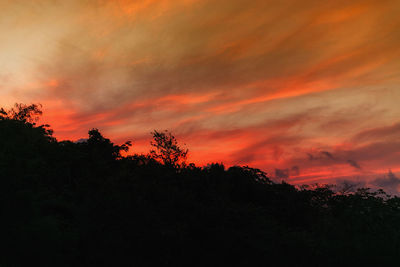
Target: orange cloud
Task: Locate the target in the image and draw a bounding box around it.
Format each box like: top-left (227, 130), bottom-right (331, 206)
top-left (1, 0), bottom-right (400, 185)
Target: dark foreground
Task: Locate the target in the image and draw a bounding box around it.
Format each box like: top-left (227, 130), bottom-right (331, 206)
top-left (1, 104), bottom-right (400, 266)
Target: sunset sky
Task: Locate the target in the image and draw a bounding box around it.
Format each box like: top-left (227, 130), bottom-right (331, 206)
top-left (1, 0), bottom-right (400, 190)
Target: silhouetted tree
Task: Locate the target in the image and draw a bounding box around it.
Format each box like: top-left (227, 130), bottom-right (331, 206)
top-left (86, 128), bottom-right (131, 160)
top-left (150, 130), bottom-right (188, 168)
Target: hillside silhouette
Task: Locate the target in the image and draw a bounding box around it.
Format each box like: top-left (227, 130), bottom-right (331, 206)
top-left (1, 104), bottom-right (400, 266)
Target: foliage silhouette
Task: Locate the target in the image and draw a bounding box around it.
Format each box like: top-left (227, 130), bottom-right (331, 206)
top-left (0, 104), bottom-right (399, 266)
top-left (0, 103), bottom-right (43, 123)
top-left (150, 129), bottom-right (188, 168)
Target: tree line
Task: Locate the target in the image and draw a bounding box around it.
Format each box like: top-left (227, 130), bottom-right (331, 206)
top-left (0, 103), bottom-right (400, 266)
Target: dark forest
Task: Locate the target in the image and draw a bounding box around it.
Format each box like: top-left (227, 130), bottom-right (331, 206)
top-left (1, 104), bottom-right (399, 266)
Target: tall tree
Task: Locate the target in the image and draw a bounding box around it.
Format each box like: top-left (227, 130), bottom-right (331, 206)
top-left (150, 130), bottom-right (188, 168)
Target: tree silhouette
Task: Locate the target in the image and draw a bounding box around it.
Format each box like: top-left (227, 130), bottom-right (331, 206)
top-left (150, 130), bottom-right (188, 168)
top-left (86, 128), bottom-right (132, 160)
top-left (0, 103), bottom-right (43, 123)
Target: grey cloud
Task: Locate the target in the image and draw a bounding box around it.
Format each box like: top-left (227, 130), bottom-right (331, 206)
top-left (371, 170), bottom-right (400, 195)
top-left (275, 168), bottom-right (289, 180)
top-left (321, 151), bottom-right (334, 159)
top-left (346, 159), bottom-right (361, 169)
top-left (291, 165), bottom-right (300, 176)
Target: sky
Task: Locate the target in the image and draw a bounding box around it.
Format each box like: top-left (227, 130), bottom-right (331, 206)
top-left (1, 0), bottom-right (400, 190)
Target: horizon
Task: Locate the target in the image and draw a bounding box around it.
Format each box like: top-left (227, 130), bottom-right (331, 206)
top-left (1, 0), bottom-right (400, 192)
